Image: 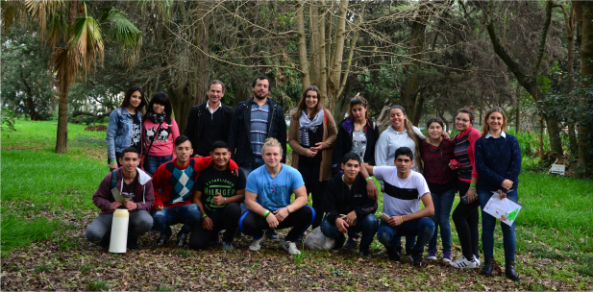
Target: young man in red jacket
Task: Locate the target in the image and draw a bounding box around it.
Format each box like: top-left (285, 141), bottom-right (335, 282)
top-left (86, 147), bottom-right (155, 249)
top-left (152, 135), bottom-right (239, 247)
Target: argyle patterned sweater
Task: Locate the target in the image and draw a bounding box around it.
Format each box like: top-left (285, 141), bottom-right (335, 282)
top-left (152, 157), bottom-right (239, 208)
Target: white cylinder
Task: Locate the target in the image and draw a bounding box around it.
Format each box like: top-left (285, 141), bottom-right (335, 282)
top-left (109, 209), bottom-right (129, 253)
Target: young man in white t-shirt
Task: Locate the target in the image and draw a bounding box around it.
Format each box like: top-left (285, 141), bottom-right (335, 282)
top-left (363, 147), bottom-right (435, 268)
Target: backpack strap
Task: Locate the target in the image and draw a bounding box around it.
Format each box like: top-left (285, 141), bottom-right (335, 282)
top-left (110, 170), bottom-right (118, 189)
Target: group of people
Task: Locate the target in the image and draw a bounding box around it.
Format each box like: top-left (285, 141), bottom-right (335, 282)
top-left (86, 76), bottom-right (522, 281)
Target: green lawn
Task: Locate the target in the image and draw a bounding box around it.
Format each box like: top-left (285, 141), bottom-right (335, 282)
top-left (1, 120), bottom-right (592, 290)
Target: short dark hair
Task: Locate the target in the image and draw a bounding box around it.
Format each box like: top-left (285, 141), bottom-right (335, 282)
top-left (343, 152), bottom-right (362, 164)
top-left (252, 76), bottom-right (270, 87)
top-left (211, 141), bottom-right (229, 152)
top-left (426, 117), bottom-right (444, 129)
top-left (121, 147), bottom-right (140, 157)
top-left (175, 135), bottom-right (191, 147)
top-left (394, 147), bottom-right (414, 161)
top-left (208, 80), bottom-right (226, 93)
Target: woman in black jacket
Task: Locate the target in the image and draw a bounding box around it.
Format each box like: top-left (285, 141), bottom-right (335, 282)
top-left (330, 95), bottom-right (380, 250)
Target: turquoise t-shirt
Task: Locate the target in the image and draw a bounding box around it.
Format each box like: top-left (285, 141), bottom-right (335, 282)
top-left (245, 164), bottom-right (305, 211)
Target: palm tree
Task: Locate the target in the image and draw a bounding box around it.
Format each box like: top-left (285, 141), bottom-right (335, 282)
top-left (1, 0), bottom-right (141, 153)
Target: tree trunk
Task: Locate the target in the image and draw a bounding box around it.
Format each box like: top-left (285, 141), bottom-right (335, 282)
top-left (515, 82), bottom-right (520, 133)
top-left (296, 0), bottom-right (311, 90)
top-left (326, 0), bottom-right (348, 114)
top-left (563, 4), bottom-right (579, 155)
top-left (577, 1), bottom-right (593, 173)
top-left (318, 0), bottom-right (328, 107)
top-left (309, 2), bottom-right (321, 87)
top-left (25, 96), bottom-right (38, 121)
top-left (413, 91), bottom-right (425, 126)
top-left (194, 1), bottom-right (211, 106)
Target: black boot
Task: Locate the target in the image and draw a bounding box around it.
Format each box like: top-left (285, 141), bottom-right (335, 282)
top-left (98, 233), bottom-right (110, 249)
top-left (412, 251), bottom-right (424, 269)
top-left (156, 229), bottom-right (172, 246)
top-left (480, 257), bottom-right (494, 277)
top-left (505, 259), bottom-right (520, 281)
top-left (332, 234), bottom-right (346, 252)
top-left (386, 245), bottom-right (402, 263)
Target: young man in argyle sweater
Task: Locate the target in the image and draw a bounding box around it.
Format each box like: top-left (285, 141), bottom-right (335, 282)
top-left (152, 135), bottom-right (239, 247)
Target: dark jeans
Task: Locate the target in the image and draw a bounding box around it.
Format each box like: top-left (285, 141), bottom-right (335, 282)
top-left (478, 189), bottom-right (518, 260)
top-left (239, 156), bottom-right (265, 213)
top-left (377, 217), bottom-right (435, 254)
top-left (298, 160), bottom-right (327, 229)
top-left (239, 205), bottom-right (314, 242)
top-left (153, 204), bottom-right (202, 235)
top-left (428, 188), bottom-right (456, 253)
top-left (189, 203), bottom-right (241, 249)
top-left (144, 155), bottom-right (172, 176)
top-left (452, 181), bottom-right (480, 260)
top-left (321, 214), bottom-right (378, 249)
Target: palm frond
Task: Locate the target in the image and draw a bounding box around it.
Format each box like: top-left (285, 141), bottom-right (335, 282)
top-left (50, 45), bottom-right (80, 92)
top-left (24, 0), bottom-right (65, 39)
top-left (1, 0), bottom-right (26, 37)
top-left (46, 10), bottom-right (67, 47)
top-left (98, 7), bottom-right (142, 49)
top-left (72, 16), bottom-right (104, 73)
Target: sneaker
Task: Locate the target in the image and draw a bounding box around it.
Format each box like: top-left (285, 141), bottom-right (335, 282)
top-left (98, 234), bottom-right (110, 249)
top-left (450, 255), bottom-right (477, 269)
top-left (412, 251), bottom-right (424, 268)
top-left (474, 255), bottom-right (481, 266)
top-left (249, 236), bottom-right (266, 251)
top-left (343, 237), bottom-right (358, 250)
top-left (442, 252), bottom-right (452, 263)
top-left (427, 250), bottom-right (437, 260)
top-left (222, 242), bottom-right (234, 251)
top-left (386, 246), bottom-right (402, 263)
top-left (281, 241), bottom-right (301, 255)
top-left (209, 235), bottom-right (221, 245)
top-left (176, 232), bottom-right (188, 247)
top-left (359, 246), bottom-right (371, 259)
top-left (156, 229), bottom-right (172, 246)
top-left (332, 235), bottom-right (346, 253)
top-left (406, 247), bottom-right (413, 260)
top-left (265, 229), bottom-right (280, 241)
top-left (127, 236), bottom-right (139, 250)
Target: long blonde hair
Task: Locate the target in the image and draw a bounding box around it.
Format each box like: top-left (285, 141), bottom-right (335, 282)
top-left (292, 86), bottom-right (322, 119)
top-left (481, 107), bottom-right (507, 137)
top-left (389, 105), bottom-right (422, 172)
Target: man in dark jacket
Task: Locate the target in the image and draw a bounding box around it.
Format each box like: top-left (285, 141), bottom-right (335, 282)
top-left (321, 152), bottom-right (378, 258)
top-left (228, 76), bottom-right (287, 178)
top-left (86, 147), bottom-right (155, 249)
top-left (185, 80), bottom-right (233, 157)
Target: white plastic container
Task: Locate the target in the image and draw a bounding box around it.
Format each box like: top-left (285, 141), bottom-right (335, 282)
top-left (109, 209), bottom-right (129, 253)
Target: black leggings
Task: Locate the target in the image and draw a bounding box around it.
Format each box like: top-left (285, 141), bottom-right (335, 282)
top-left (189, 203), bottom-right (241, 250)
top-left (298, 160), bottom-right (327, 229)
top-left (452, 181), bottom-right (480, 260)
top-left (239, 206), bottom-right (314, 242)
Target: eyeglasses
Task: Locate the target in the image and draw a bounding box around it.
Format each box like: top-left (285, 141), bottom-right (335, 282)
top-left (456, 118), bottom-right (470, 123)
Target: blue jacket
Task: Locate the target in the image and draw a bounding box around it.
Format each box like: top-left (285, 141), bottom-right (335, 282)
top-left (474, 132), bottom-right (522, 193)
top-left (228, 97), bottom-right (286, 166)
top-left (106, 107), bottom-right (142, 163)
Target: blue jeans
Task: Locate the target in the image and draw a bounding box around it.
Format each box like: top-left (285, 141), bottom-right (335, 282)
top-left (478, 189), bottom-right (518, 260)
top-left (153, 204), bottom-right (201, 234)
top-left (377, 217), bottom-right (435, 254)
top-left (428, 188), bottom-right (456, 253)
top-left (321, 214), bottom-right (379, 248)
top-left (144, 155), bottom-right (172, 176)
top-left (240, 155), bottom-right (264, 213)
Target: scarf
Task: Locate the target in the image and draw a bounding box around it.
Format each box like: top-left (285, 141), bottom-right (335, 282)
top-left (299, 108), bottom-right (324, 147)
top-left (147, 111), bottom-right (166, 124)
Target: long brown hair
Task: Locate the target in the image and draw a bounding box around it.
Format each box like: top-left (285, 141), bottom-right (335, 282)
top-left (481, 106), bottom-right (507, 137)
top-left (389, 105), bottom-right (422, 172)
top-left (292, 86), bottom-right (322, 119)
top-left (120, 86), bottom-right (147, 111)
top-left (346, 96), bottom-right (370, 120)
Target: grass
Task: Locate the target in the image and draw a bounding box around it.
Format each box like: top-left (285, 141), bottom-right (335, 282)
top-left (2, 120), bottom-right (593, 289)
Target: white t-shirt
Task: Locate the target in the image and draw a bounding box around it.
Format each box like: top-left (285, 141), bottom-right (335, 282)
top-left (373, 166), bottom-right (430, 217)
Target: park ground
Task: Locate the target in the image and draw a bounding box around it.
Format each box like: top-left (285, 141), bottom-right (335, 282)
top-left (1, 121), bottom-right (592, 291)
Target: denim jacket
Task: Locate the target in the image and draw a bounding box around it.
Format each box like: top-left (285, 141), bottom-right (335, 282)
top-left (106, 107), bottom-right (142, 163)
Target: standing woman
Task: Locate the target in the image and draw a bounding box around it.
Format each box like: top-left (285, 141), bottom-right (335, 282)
top-left (474, 107), bottom-right (521, 281)
top-left (106, 86), bottom-right (147, 171)
top-left (141, 92), bottom-right (180, 176)
top-left (331, 95), bottom-right (380, 249)
top-left (450, 107), bottom-right (482, 269)
top-left (421, 117), bottom-right (456, 262)
top-left (288, 86), bottom-right (337, 229)
top-left (374, 105), bottom-right (424, 257)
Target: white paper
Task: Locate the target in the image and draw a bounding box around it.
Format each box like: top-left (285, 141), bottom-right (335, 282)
top-left (482, 192), bottom-right (522, 226)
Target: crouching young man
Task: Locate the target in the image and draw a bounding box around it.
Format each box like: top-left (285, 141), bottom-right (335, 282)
top-left (190, 141), bottom-right (246, 251)
top-left (363, 147), bottom-right (435, 268)
top-left (86, 147), bottom-right (155, 249)
top-left (322, 152), bottom-right (378, 258)
top-left (239, 138), bottom-right (314, 255)
top-left (152, 135), bottom-right (239, 247)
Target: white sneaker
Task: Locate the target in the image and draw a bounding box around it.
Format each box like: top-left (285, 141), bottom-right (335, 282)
top-left (249, 236), bottom-right (265, 251)
top-left (474, 256), bottom-right (481, 266)
top-left (281, 241), bottom-right (301, 255)
top-left (450, 255), bottom-right (477, 269)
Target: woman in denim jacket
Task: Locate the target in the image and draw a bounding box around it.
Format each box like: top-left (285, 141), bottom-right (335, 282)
top-left (107, 86), bottom-right (147, 171)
